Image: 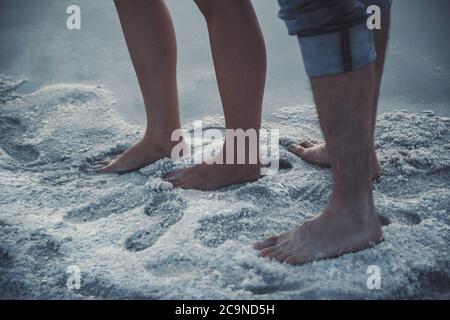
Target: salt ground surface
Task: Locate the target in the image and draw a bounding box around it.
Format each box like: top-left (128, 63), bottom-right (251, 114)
top-left (0, 76), bottom-right (449, 299)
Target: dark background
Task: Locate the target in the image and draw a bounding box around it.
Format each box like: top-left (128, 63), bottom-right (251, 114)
top-left (1, 0), bottom-right (449, 123)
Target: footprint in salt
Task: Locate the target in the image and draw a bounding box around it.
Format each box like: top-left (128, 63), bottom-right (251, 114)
top-left (0, 116), bottom-right (40, 164)
top-left (124, 191), bottom-right (187, 252)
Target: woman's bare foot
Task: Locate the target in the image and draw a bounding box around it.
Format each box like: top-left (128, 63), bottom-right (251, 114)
top-left (288, 140), bottom-right (381, 179)
top-left (164, 153), bottom-right (262, 191)
top-left (88, 134), bottom-right (185, 174)
top-left (254, 199), bottom-right (384, 265)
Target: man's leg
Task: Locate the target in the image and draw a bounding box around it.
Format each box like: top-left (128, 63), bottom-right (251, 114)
top-left (165, 0), bottom-right (267, 190)
top-left (255, 0), bottom-right (385, 264)
top-left (289, 6), bottom-right (391, 180)
top-left (93, 0), bottom-right (183, 173)
top-left (255, 64), bottom-right (383, 264)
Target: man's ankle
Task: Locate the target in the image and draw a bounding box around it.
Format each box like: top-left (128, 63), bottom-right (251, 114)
top-left (329, 187), bottom-right (375, 213)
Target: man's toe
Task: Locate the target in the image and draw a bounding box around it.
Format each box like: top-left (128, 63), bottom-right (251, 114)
top-left (285, 256), bottom-right (300, 265)
top-left (265, 247), bottom-right (283, 259)
top-left (288, 144), bottom-right (306, 157)
top-left (299, 140), bottom-right (315, 148)
top-left (254, 236), bottom-right (278, 250)
top-left (275, 252), bottom-right (291, 262)
top-left (260, 246), bottom-right (280, 257)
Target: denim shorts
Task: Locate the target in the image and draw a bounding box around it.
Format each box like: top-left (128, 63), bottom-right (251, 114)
top-left (278, 0), bottom-right (393, 77)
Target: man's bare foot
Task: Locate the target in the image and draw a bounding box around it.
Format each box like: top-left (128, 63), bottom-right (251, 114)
top-left (164, 160), bottom-right (261, 191)
top-left (87, 135), bottom-right (185, 174)
top-left (288, 140), bottom-right (381, 179)
top-left (254, 199), bottom-right (383, 265)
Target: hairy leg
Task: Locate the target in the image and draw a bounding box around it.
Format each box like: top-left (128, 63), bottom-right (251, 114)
top-left (165, 0), bottom-right (267, 190)
top-left (289, 11), bottom-right (391, 180)
top-left (91, 0), bottom-right (183, 173)
top-left (255, 64), bottom-right (383, 265)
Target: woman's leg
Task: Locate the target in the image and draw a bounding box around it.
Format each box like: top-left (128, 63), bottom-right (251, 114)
top-left (93, 0), bottom-right (182, 173)
top-left (165, 0), bottom-right (267, 190)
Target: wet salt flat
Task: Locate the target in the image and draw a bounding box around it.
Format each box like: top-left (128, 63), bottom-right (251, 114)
top-left (0, 77), bottom-right (448, 299)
